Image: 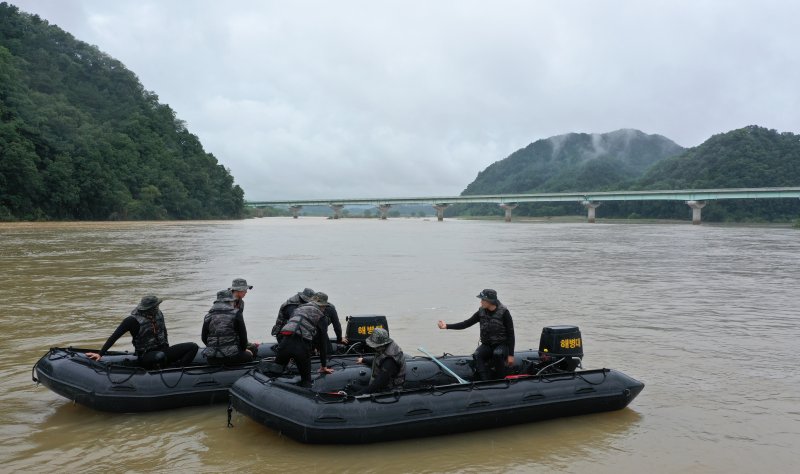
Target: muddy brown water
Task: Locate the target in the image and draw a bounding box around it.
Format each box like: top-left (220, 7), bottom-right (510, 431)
top-left (1, 219), bottom-right (798, 472)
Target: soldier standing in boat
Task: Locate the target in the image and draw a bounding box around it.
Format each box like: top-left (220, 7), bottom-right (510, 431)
top-left (274, 298), bottom-right (334, 387)
top-left (437, 289), bottom-right (515, 380)
top-left (271, 288), bottom-right (315, 342)
top-left (86, 295), bottom-right (199, 368)
top-left (354, 328), bottom-right (406, 394)
top-left (312, 291), bottom-right (346, 348)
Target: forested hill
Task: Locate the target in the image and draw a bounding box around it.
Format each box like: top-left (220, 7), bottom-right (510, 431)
top-left (455, 125), bottom-right (800, 222)
top-left (462, 129), bottom-right (684, 196)
top-left (0, 3), bottom-right (244, 221)
top-left (637, 126), bottom-right (800, 190)
top-left (453, 129), bottom-right (684, 217)
top-left (614, 125), bottom-right (800, 221)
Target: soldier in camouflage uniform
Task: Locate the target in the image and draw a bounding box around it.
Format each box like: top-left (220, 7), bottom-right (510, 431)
top-left (437, 289), bottom-right (515, 380)
top-left (86, 295), bottom-right (198, 369)
top-left (355, 328), bottom-right (406, 395)
top-left (274, 300), bottom-right (333, 387)
top-left (202, 290), bottom-right (253, 364)
top-left (271, 288), bottom-right (315, 342)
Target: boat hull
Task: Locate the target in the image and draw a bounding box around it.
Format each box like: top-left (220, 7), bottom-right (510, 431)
top-left (32, 345), bottom-right (358, 412)
top-left (230, 360), bottom-right (644, 444)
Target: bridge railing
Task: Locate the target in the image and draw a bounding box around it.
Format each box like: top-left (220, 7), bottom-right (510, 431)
top-left (245, 187), bottom-right (800, 224)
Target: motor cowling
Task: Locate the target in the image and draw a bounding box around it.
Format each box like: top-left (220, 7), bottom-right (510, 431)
top-left (345, 315), bottom-right (389, 353)
top-left (538, 325), bottom-right (583, 371)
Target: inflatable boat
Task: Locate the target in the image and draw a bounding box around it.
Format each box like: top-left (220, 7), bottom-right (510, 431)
top-left (31, 315), bottom-right (388, 413)
top-left (32, 344), bottom-right (363, 412)
top-left (230, 326), bottom-right (645, 443)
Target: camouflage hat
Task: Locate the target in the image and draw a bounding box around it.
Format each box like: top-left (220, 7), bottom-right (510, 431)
top-left (299, 288), bottom-right (316, 302)
top-left (230, 278), bottom-right (253, 291)
top-left (312, 292), bottom-right (329, 306)
top-left (476, 289), bottom-right (498, 304)
top-left (215, 289), bottom-right (235, 303)
top-left (365, 328), bottom-right (392, 348)
top-left (136, 295), bottom-right (163, 311)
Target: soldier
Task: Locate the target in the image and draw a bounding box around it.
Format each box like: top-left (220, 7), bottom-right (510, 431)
top-left (229, 277), bottom-right (258, 354)
top-left (355, 328), bottom-right (406, 395)
top-left (229, 277), bottom-right (251, 317)
top-left (201, 290), bottom-right (252, 364)
top-left (86, 295), bottom-right (198, 369)
top-left (437, 289), bottom-right (515, 380)
top-left (274, 300), bottom-right (333, 387)
top-left (312, 291), bottom-right (346, 346)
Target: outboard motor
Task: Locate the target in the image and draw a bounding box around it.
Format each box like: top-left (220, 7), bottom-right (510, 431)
top-left (345, 315), bottom-right (389, 353)
top-left (537, 325), bottom-right (583, 372)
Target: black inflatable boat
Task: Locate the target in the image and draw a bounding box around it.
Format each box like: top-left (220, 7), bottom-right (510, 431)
top-left (32, 344), bottom-right (364, 412)
top-left (230, 326), bottom-right (645, 443)
top-left (32, 315), bottom-right (387, 413)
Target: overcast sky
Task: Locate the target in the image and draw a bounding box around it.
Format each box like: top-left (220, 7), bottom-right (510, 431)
top-left (11, 1), bottom-right (800, 200)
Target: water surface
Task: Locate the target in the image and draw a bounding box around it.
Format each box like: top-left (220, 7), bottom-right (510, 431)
top-left (1, 218), bottom-right (798, 472)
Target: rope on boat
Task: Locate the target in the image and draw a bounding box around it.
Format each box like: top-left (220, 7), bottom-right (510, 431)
top-left (158, 366), bottom-right (187, 389)
top-left (576, 369), bottom-right (608, 386)
top-left (227, 399), bottom-right (234, 428)
top-left (104, 363), bottom-right (139, 385)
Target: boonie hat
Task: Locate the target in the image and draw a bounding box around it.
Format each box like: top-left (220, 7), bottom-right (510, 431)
top-left (312, 292), bottom-right (329, 306)
top-left (215, 289), bottom-right (235, 302)
top-left (299, 288), bottom-right (315, 302)
top-left (476, 289), bottom-right (498, 304)
top-left (137, 295), bottom-right (163, 311)
top-left (366, 328), bottom-right (392, 348)
top-left (230, 278), bottom-right (253, 291)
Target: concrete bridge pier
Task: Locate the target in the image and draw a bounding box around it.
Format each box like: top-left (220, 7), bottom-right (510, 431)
top-left (289, 205), bottom-right (303, 219)
top-left (499, 203), bottom-right (518, 222)
top-left (686, 200), bottom-right (706, 225)
top-left (378, 204), bottom-right (392, 220)
top-left (433, 204), bottom-right (449, 222)
top-left (582, 201), bottom-right (601, 223)
top-left (330, 204), bottom-right (344, 219)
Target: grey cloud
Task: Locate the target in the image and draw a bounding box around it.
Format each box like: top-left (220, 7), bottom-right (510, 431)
top-left (11, 0), bottom-right (800, 200)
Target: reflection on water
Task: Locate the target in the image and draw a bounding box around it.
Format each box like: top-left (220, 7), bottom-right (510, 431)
top-left (1, 219), bottom-right (799, 472)
top-left (11, 402), bottom-right (641, 473)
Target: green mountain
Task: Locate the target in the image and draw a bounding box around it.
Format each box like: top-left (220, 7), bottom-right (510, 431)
top-left (610, 125), bottom-right (800, 221)
top-left (455, 125), bottom-right (800, 222)
top-left (454, 129), bottom-right (684, 217)
top-left (0, 3), bottom-right (244, 221)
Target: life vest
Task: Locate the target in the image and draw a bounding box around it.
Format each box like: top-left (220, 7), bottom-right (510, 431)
top-left (131, 309), bottom-right (169, 355)
top-left (478, 302), bottom-right (511, 345)
top-left (202, 302), bottom-right (241, 358)
top-left (371, 341), bottom-right (407, 389)
top-left (280, 303), bottom-right (323, 342)
top-left (271, 294), bottom-right (305, 336)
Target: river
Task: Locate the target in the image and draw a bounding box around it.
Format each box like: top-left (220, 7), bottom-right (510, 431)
top-left (1, 218), bottom-right (798, 472)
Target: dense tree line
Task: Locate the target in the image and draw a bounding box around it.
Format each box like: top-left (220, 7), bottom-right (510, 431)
top-left (452, 126), bottom-right (800, 222)
top-left (0, 3), bottom-right (244, 221)
top-left (451, 129), bottom-right (684, 218)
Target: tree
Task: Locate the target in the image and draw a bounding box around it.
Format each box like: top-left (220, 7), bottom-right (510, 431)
top-left (0, 4), bottom-right (246, 221)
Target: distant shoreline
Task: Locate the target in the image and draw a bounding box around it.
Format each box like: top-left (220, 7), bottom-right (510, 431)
top-left (1, 216), bottom-right (797, 228)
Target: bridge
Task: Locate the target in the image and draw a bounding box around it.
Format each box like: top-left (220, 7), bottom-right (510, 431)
top-left (246, 187), bottom-right (800, 224)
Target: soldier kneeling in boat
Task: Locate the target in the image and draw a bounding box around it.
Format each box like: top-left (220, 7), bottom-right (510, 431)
top-left (201, 290), bottom-right (253, 364)
top-left (437, 289), bottom-right (515, 381)
top-left (354, 328), bottom-right (406, 395)
top-left (86, 295), bottom-right (199, 369)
